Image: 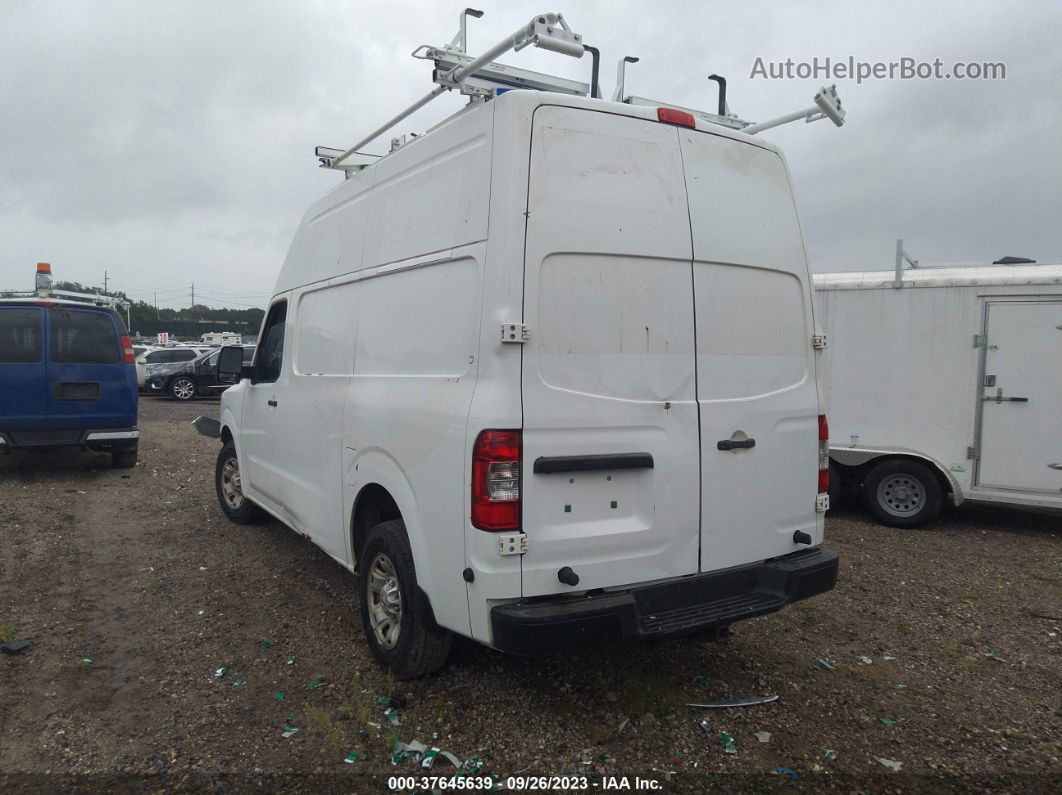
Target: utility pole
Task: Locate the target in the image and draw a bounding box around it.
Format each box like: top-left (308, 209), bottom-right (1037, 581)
top-left (103, 270), bottom-right (108, 293)
top-left (154, 291), bottom-right (158, 318)
top-left (191, 282), bottom-right (195, 308)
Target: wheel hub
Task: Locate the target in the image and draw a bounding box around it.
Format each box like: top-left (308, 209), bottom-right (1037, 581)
top-left (368, 553), bottom-right (403, 650)
top-left (878, 474), bottom-right (924, 517)
top-left (220, 457), bottom-right (244, 509)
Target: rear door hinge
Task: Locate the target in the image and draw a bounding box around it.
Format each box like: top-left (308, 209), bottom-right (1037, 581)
top-left (812, 334), bottom-right (827, 350)
top-left (498, 532), bottom-right (528, 556)
top-left (973, 334), bottom-right (985, 348)
top-left (815, 493), bottom-right (830, 512)
top-left (501, 323), bottom-right (529, 344)
top-left (967, 446), bottom-right (979, 460)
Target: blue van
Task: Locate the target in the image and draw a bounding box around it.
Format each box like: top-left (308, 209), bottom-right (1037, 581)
top-left (0, 299), bottom-right (139, 467)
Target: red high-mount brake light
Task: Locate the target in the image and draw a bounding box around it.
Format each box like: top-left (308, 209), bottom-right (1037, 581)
top-left (657, 107), bottom-right (696, 129)
top-left (471, 429), bottom-right (522, 531)
top-left (818, 415), bottom-right (829, 493)
top-left (120, 335), bottom-right (135, 365)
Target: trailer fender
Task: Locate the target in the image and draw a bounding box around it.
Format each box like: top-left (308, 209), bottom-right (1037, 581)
top-left (828, 446), bottom-right (965, 506)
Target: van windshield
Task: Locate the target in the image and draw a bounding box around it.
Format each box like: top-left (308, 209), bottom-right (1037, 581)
top-left (49, 309), bottom-right (120, 364)
top-left (0, 307), bottom-right (42, 363)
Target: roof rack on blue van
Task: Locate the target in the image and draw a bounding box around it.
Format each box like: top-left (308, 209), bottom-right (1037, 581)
top-left (2, 262), bottom-right (131, 328)
top-left (316, 8), bottom-right (848, 176)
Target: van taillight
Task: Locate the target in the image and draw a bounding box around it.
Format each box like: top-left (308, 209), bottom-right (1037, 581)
top-left (471, 429), bottom-right (522, 531)
top-left (818, 414), bottom-right (829, 493)
top-left (120, 335), bottom-right (135, 365)
top-left (657, 107), bottom-right (696, 129)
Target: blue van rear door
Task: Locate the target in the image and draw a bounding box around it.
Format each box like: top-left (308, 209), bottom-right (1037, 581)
top-left (0, 306), bottom-right (48, 429)
top-left (45, 306), bottom-right (137, 429)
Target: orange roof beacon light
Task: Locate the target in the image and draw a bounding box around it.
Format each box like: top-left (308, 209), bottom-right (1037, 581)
top-left (35, 262), bottom-right (53, 294)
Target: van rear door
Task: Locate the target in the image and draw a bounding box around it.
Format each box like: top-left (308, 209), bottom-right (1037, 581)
top-left (519, 106), bottom-right (701, 597)
top-left (45, 306), bottom-right (137, 431)
top-left (0, 306), bottom-right (47, 431)
top-left (677, 129), bottom-right (821, 571)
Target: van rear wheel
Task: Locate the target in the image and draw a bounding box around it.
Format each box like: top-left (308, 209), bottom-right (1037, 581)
top-left (864, 459), bottom-right (943, 528)
top-left (215, 443), bottom-right (266, 524)
top-left (359, 519), bottom-right (451, 679)
top-left (112, 443), bottom-right (138, 469)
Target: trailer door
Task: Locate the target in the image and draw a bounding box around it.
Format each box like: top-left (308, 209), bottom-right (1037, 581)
top-left (977, 300), bottom-right (1062, 492)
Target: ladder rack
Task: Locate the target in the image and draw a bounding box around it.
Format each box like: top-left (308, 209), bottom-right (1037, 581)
top-left (318, 9), bottom-right (849, 174)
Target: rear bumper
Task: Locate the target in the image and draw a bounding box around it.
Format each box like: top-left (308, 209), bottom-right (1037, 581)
top-left (0, 427), bottom-right (139, 450)
top-left (490, 547), bottom-right (838, 655)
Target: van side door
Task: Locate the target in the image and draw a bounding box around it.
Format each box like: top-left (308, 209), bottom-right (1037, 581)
top-left (238, 299), bottom-right (292, 521)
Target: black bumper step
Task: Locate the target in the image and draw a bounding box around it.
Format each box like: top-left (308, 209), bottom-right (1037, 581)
top-left (491, 547), bottom-right (838, 655)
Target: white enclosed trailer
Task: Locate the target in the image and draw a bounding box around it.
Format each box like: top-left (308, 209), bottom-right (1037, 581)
top-left (814, 261), bottom-right (1062, 527)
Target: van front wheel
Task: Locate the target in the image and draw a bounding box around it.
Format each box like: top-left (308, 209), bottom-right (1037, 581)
top-left (864, 459), bottom-right (943, 528)
top-left (359, 519), bottom-right (451, 679)
top-left (215, 443), bottom-right (266, 524)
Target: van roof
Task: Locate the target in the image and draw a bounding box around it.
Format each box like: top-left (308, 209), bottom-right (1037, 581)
top-left (813, 263), bottom-right (1062, 291)
top-left (362, 89), bottom-right (783, 176)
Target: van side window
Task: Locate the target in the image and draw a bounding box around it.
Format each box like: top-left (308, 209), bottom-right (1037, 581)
top-left (49, 309), bottom-right (120, 364)
top-left (255, 302), bottom-right (287, 383)
top-left (0, 308), bottom-right (42, 363)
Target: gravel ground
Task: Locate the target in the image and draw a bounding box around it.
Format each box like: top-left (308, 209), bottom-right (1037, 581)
top-left (1, 397), bottom-right (1060, 792)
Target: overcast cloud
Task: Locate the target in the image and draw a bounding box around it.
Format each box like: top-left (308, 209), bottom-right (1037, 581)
top-left (2, 0), bottom-right (1060, 307)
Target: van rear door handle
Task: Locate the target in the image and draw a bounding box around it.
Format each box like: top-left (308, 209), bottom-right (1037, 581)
top-left (267, 399), bottom-right (278, 407)
top-left (983, 387), bottom-right (1028, 403)
top-left (1049, 463), bottom-right (1062, 471)
top-left (717, 438), bottom-right (755, 451)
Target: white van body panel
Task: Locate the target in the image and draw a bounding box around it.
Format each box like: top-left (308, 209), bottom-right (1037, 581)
top-left (223, 89), bottom-right (833, 654)
top-left (814, 266), bottom-right (1062, 510)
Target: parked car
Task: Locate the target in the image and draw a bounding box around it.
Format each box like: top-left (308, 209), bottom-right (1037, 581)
top-left (815, 259), bottom-right (1062, 526)
top-left (198, 61), bottom-right (838, 679)
top-left (0, 295), bottom-right (139, 467)
top-left (147, 347), bottom-right (255, 400)
top-left (136, 346), bottom-right (212, 390)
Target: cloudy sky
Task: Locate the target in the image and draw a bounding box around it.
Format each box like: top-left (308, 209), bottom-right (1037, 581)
top-left (2, 0), bottom-right (1060, 308)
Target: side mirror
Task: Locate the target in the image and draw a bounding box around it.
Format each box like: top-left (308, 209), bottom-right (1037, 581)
top-left (217, 345), bottom-right (246, 384)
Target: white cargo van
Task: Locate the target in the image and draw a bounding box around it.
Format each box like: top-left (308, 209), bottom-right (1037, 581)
top-left (815, 256), bottom-right (1062, 527)
top-left (197, 13), bottom-right (839, 677)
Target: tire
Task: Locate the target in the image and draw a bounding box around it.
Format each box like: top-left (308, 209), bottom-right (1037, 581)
top-left (169, 376), bottom-right (197, 401)
top-left (112, 443), bottom-right (138, 469)
top-left (827, 462), bottom-right (843, 508)
top-left (863, 459), bottom-right (943, 528)
top-left (359, 519), bottom-right (451, 679)
top-left (215, 443), bottom-right (266, 524)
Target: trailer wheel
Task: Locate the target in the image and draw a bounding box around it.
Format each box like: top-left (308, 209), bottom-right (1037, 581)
top-left (864, 459), bottom-right (943, 528)
top-left (359, 519), bottom-right (451, 679)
